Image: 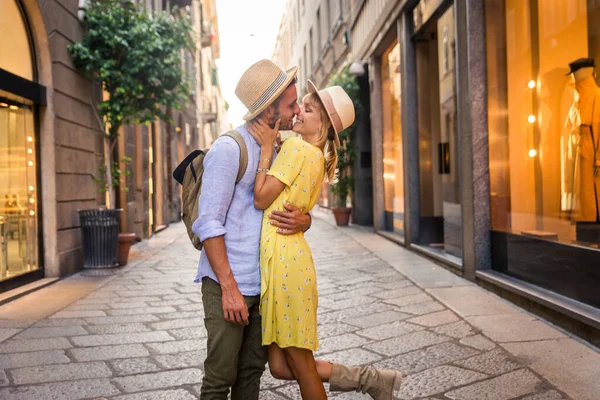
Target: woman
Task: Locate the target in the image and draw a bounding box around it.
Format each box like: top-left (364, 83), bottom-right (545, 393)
top-left (249, 81), bottom-right (403, 400)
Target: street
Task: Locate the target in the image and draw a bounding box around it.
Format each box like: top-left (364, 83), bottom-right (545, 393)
top-left (0, 213), bottom-right (597, 399)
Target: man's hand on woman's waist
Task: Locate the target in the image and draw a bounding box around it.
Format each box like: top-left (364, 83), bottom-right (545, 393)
top-left (269, 204), bottom-right (312, 235)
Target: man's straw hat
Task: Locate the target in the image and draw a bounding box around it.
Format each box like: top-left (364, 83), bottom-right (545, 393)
top-left (307, 80), bottom-right (355, 147)
top-left (235, 60), bottom-right (298, 121)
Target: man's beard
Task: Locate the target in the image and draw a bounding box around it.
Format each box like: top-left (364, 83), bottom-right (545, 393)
top-left (269, 109), bottom-right (293, 130)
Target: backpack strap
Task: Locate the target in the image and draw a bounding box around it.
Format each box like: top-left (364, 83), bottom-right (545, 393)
top-left (222, 130), bottom-right (248, 183)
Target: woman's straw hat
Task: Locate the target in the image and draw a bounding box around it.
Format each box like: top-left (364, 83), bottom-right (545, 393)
top-left (307, 79), bottom-right (355, 147)
top-left (235, 60), bottom-right (298, 121)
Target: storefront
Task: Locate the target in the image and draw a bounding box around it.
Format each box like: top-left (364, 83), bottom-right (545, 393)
top-left (352, 0), bottom-right (600, 338)
top-left (0, 0), bottom-right (45, 290)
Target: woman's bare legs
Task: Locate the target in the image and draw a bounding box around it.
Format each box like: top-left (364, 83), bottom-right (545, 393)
top-left (268, 344), bottom-right (332, 382)
top-left (267, 344), bottom-right (328, 399)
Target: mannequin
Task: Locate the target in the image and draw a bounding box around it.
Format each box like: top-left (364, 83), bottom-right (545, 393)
top-left (565, 58), bottom-right (600, 244)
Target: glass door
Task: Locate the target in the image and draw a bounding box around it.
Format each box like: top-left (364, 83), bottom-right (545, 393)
top-left (415, 3), bottom-right (463, 261)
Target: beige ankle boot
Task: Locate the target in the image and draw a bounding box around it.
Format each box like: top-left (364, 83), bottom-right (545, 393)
top-left (329, 363), bottom-right (403, 400)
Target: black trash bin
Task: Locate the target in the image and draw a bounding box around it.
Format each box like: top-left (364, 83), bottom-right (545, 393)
top-left (78, 209), bottom-right (122, 268)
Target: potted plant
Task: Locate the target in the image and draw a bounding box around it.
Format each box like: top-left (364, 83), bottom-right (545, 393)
top-left (69, 0), bottom-right (193, 267)
top-left (328, 67), bottom-right (362, 226)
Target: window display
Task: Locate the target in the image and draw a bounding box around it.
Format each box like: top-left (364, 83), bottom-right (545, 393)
top-left (0, 99), bottom-right (39, 281)
top-left (486, 0), bottom-right (600, 248)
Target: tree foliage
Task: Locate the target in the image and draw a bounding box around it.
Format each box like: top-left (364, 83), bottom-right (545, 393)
top-left (328, 67), bottom-right (363, 207)
top-left (69, 0), bottom-right (194, 138)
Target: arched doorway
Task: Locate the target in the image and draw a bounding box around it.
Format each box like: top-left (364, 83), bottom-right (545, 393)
top-left (0, 0), bottom-right (47, 289)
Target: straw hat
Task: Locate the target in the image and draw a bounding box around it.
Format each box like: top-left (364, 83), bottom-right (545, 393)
top-left (235, 60), bottom-right (298, 121)
top-left (307, 80), bottom-right (355, 147)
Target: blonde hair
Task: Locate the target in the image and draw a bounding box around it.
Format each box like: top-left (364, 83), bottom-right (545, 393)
top-left (303, 93), bottom-right (338, 183)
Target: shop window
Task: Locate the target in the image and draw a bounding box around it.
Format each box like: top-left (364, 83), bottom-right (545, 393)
top-left (381, 40), bottom-right (405, 236)
top-left (486, 0), bottom-right (600, 249)
top-left (0, 0), bottom-right (34, 80)
top-left (0, 99), bottom-right (39, 281)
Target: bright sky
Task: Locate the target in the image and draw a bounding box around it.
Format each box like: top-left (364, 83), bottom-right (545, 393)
top-left (215, 0), bottom-right (287, 127)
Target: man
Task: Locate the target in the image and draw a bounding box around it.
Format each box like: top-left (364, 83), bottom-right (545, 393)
top-left (193, 59), bottom-right (310, 399)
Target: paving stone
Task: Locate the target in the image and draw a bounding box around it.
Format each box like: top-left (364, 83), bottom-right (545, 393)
top-left (465, 314), bottom-right (566, 342)
top-left (0, 350), bottom-right (70, 369)
top-left (376, 280), bottom-right (415, 290)
top-left (433, 320), bottom-right (475, 338)
top-left (0, 320), bottom-right (35, 329)
top-left (0, 328), bottom-right (19, 342)
top-left (10, 361), bottom-right (112, 385)
top-left (109, 302), bottom-right (149, 310)
top-left (374, 342), bottom-right (480, 374)
top-left (459, 334), bottom-right (496, 351)
top-left (356, 321), bottom-right (424, 341)
top-left (154, 350), bottom-right (206, 369)
top-left (0, 370), bottom-right (8, 386)
top-left (317, 303), bottom-right (394, 324)
top-left (70, 344), bottom-right (149, 361)
top-left (453, 349), bottom-right (523, 376)
top-left (317, 322), bottom-right (360, 339)
top-left (110, 357), bottom-right (161, 376)
top-left (398, 301), bottom-right (446, 315)
top-left (370, 286), bottom-right (423, 300)
top-left (364, 331), bottom-right (450, 356)
top-left (407, 310), bottom-right (460, 327)
top-left (51, 310), bottom-right (107, 319)
top-left (157, 311), bottom-right (203, 319)
top-left (168, 326), bottom-right (208, 340)
top-left (119, 289), bottom-right (178, 298)
top-left (85, 323), bottom-right (151, 334)
top-left (109, 297), bottom-right (162, 304)
top-left (72, 331), bottom-right (174, 347)
top-left (258, 390), bottom-right (290, 399)
top-left (316, 333), bottom-right (371, 355)
top-left (0, 379), bottom-right (119, 399)
top-left (328, 296), bottom-right (379, 310)
top-left (146, 299), bottom-right (191, 307)
top-left (107, 307), bottom-right (177, 317)
top-left (63, 303), bottom-right (111, 311)
top-left (521, 390), bottom-right (567, 400)
top-left (114, 368), bottom-right (203, 392)
top-left (33, 318), bottom-right (88, 327)
top-left (85, 315), bottom-right (160, 325)
top-left (445, 369), bottom-right (541, 400)
top-left (394, 366), bottom-right (488, 399)
top-left (146, 339), bottom-right (206, 354)
top-left (112, 388), bottom-right (197, 400)
top-left (0, 337), bottom-right (72, 353)
top-left (318, 348), bottom-right (383, 366)
top-left (383, 293), bottom-right (433, 307)
top-left (14, 326), bottom-right (88, 339)
top-left (322, 286), bottom-right (384, 301)
top-left (344, 310), bottom-right (411, 329)
top-left (149, 318), bottom-right (205, 331)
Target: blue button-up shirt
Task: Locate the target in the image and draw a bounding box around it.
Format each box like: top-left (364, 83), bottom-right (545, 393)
top-left (192, 125), bottom-right (262, 296)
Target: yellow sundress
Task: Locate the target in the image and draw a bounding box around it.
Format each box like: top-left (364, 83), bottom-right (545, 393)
top-left (260, 137), bottom-right (325, 351)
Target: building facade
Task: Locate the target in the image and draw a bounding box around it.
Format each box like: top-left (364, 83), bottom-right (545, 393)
top-left (274, 0), bottom-right (600, 342)
top-left (0, 0), bottom-right (224, 295)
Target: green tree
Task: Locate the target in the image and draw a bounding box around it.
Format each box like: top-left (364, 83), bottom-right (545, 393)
top-left (69, 0), bottom-right (194, 207)
top-left (328, 67), bottom-right (362, 207)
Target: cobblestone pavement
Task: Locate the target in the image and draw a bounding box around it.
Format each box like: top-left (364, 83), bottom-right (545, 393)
top-left (0, 215), bottom-right (595, 399)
